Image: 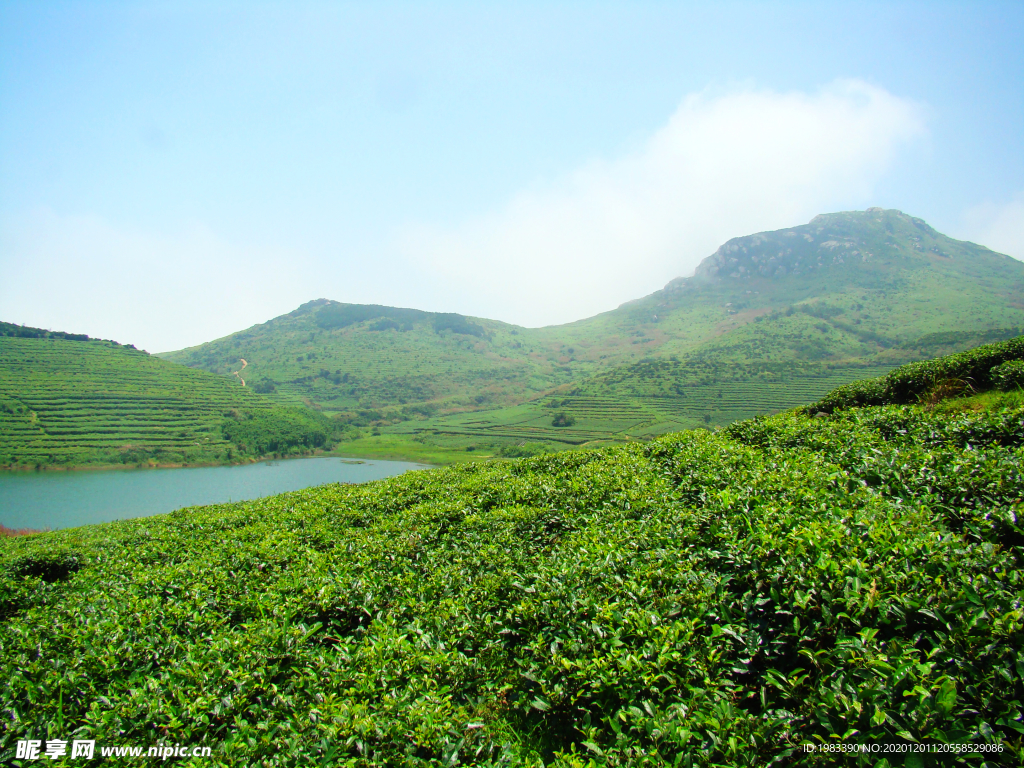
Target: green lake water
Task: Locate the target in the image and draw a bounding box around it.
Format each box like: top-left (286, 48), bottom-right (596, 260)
top-left (0, 456), bottom-right (430, 531)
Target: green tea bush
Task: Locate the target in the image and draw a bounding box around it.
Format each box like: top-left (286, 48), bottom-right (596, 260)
top-left (497, 442), bottom-right (552, 458)
top-left (809, 335), bottom-right (1024, 412)
top-left (2, 395), bottom-right (1022, 765)
top-left (6, 550), bottom-right (82, 582)
top-left (992, 360), bottom-right (1024, 391)
top-left (220, 408), bottom-right (335, 455)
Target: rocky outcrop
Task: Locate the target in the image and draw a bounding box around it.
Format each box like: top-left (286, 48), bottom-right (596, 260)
top-left (676, 208), bottom-right (972, 286)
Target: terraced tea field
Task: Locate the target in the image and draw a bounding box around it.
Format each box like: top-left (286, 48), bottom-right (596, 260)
top-left (387, 365), bottom-right (896, 450)
top-left (0, 337), bottom-right (273, 467)
top-left (629, 366), bottom-right (896, 425)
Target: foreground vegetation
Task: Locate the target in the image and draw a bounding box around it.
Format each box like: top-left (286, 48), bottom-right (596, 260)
top-left (2, 339), bottom-right (1022, 766)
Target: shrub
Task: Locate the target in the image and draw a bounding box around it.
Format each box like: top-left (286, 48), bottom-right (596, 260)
top-left (809, 334), bottom-right (1024, 412)
top-left (368, 318), bottom-right (400, 332)
top-left (432, 313), bottom-right (487, 338)
top-left (498, 442), bottom-right (551, 458)
top-left (7, 551), bottom-right (82, 582)
top-left (992, 359), bottom-right (1024, 391)
top-left (315, 303), bottom-right (424, 330)
top-left (220, 408), bottom-right (334, 455)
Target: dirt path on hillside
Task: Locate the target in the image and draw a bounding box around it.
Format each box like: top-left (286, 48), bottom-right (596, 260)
top-left (233, 358), bottom-right (248, 387)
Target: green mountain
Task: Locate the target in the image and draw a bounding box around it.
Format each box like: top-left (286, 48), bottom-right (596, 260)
top-left (163, 210), bottom-right (1019, 444)
top-left (380, 209), bottom-right (1024, 452)
top-left (160, 301), bottom-right (601, 416)
top-left (4, 339), bottom-right (1023, 763)
top-left (0, 325), bottom-right (338, 469)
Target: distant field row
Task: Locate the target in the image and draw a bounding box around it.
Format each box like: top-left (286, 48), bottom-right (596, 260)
top-left (390, 366), bottom-right (897, 449)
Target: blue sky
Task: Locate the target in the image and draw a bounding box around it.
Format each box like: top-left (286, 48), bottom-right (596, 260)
top-left (1, 1), bottom-right (1022, 352)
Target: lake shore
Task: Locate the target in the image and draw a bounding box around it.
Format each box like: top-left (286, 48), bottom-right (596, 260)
top-left (0, 442), bottom-right (449, 474)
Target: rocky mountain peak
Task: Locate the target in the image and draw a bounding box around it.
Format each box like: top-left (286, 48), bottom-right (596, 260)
top-left (681, 208), bottom-right (965, 285)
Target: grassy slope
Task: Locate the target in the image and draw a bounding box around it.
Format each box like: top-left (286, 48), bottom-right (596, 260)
top-left (0, 335), bottom-right (333, 469)
top-left (2, 341), bottom-right (1022, 766)
top-left (159, 301), bottom-right (603, 416)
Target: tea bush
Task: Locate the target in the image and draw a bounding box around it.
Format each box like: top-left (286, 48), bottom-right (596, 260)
top-left (2, 376), bottom-right (1022, 764)
top-left (808, 335), bottom-right (1024, 412)
top-left (992, 360), bottom-right (1024, 392)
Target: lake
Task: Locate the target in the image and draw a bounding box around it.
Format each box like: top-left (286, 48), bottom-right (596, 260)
top-left (0, 456), bottom-right (431, 531)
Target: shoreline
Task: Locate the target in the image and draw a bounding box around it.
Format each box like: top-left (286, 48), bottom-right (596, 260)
top-left (0, 437), bottom-right (485, 474)
top-left (0, 452), bottom-right (439, 534)
top-left (0, 447), bottom-right (441, 476)
top-left (0, 455), bottom-right (315, 474)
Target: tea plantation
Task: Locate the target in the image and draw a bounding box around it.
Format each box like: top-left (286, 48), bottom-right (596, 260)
top-left (0, 335), bottom-right (338, 468)
top-left (396, 365), bottom-right (898, 452)
top-left (1, 340), bottom-right (1023, 766)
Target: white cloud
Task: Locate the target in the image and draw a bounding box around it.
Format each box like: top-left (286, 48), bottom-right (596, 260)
top-left (398, 79), bottom-right (927, 327)
top-left (962, 192), bottom-right (1024, 261)
top-left (0, 209), bottom-right (312, 352)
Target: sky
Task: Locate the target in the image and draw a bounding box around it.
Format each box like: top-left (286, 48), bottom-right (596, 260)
top-left (1, 1), bottom-right (1022, 353)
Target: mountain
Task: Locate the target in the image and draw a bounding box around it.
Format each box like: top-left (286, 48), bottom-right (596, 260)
top-left (0, 326), bottom-right (338, 469)
top-left (587, 207), bottom-right (1024, 361)
top-left (165, 210), bottom-right (1023, 405)
top-left (360, 209), bottom-right (1024, 454)
top-left (547, 207), bottom-right (1024, 421)
top-left (158, 300), bottom-right (629, 417)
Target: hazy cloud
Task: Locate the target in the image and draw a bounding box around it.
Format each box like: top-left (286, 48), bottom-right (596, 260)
top-left (962, 192), bottom-right (1024, 261)
top-left (0, 209), bottom-right (312, 352)
top-left (399, 79), bottom-right (927, 327)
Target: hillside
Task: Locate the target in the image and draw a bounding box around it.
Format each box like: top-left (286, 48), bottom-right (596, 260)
top-left (2, 339), bottom-right (1022, 764)
top-left (159, 301), bottom-right (600, 417)
top-left (628, 207), bottom-right (1022, 351)
top-left (0, 329), bottom-right (338, 469)
top-left (506, 208), bottom-right (1024, 370)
